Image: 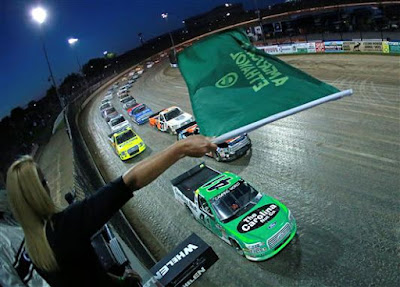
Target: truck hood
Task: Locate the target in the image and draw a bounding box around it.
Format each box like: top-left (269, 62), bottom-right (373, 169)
top-left (117, 136), bottom-right (141, 152)
top-left (167, 113), bottom-right (193, 126)
top-left (221, 195), bottom-right (290, 244)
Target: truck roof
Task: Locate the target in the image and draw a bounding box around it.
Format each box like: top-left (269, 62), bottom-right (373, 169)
top-left (162, 106), bottom-right (180, 113)
top-left (199, 172), bottom-right (241, 202)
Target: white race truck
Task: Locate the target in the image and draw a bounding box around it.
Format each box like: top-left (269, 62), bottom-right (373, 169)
top-left (148, 106), bottom-right (194, 134)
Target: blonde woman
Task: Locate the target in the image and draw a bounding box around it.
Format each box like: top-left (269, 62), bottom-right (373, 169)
top-left (6, 135), bottom-right (216, 287)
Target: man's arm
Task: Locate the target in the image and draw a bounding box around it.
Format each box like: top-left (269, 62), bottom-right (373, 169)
top-left (123, 135), bottom-right (217, 190)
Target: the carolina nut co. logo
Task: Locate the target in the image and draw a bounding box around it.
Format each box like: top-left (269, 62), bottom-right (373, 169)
top-left (237, 204), bottom-right (279, 233)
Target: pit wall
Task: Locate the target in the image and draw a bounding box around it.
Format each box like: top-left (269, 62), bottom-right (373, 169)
top-left (256, 40), bottom-right (400, 55)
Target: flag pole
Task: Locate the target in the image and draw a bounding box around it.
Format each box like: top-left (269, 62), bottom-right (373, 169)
top-left (212, 89), bottom-right (353, 144)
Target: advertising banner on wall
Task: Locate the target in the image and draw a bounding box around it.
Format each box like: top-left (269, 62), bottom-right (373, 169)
top-left (294, 43), bottom-right (308, 53)
top-left (294, 42), bottom-right (316, 53)
top-left (280, 45), bottom-right (297, 54)
top-left (258, 45), bottom-right (280, 55)
top-left (343, 41), bottom-right (382, 52)
top-left (388, 41), bottom-right (400, 53)
top-left (324, 41), bottom-right (344, 52)
top-left (382, 41), bottom-right (390, 53)
top-left (315, 42), bottom-right (325, 53)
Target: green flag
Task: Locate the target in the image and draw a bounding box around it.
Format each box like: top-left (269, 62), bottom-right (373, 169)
top-left (178, 29), bottom-right (349, 140)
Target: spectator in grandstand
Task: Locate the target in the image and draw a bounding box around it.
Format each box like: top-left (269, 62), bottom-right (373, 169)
top-left (6, 135), bottom-right (216, 287)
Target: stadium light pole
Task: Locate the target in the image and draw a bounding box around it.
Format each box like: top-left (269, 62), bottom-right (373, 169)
top-left (31, 7), bottom-right (64, 108)
top-left (161, 13), bottom-right (177, 56)
top-left (67, 38), bottom-right (83, 72)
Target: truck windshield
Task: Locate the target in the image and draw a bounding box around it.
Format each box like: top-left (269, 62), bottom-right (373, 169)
top-left (101, 103), bottom-right (111, 110)
top-left (122, 97), bottom-right (134, 103)
top-left (132, 105), bottom-right (147, 115)
top-left (106, 108), bottom-right (116, 114)
top-left (211, 181), bottom-right (260, 223)
top-left (164, 108), bottom-right (182, 121)
top-left (111, 116), bottom-right (125, 126)
top-left (116, 130), bottom-right (135, 144)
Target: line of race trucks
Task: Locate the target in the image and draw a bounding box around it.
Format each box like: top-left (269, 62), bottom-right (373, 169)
top-left (97, 65), bottom-right (297, 262)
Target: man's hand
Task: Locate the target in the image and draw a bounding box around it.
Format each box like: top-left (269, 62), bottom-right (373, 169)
top-left (177, 135), bottom-right (217, 158)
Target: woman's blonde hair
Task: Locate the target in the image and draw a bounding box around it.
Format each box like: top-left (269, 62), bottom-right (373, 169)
top-left (7, 155), bottom-right (59, 271)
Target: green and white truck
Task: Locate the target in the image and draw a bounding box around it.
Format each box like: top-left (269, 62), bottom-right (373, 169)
top-left (171, 163), bottom-right (297, 261)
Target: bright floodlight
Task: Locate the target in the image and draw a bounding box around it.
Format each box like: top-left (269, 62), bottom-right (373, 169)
top-left (103, 51), bottom-right (108, 55)
top-left (161, 13), bottom-right (168, 19)
top-left (68, 38), bottom-right (78, 45)
top-left (31, 7), bottom-right (47, 24)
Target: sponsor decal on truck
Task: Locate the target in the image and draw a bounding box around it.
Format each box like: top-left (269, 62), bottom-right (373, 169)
top-left (237, 204), bottom-right (280, 233)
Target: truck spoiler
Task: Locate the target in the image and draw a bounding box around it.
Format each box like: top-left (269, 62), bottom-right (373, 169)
top-left (175, 121), bottom-right (197, 136)
top-left (171, 163), bottom-right (220, 196)
top-left (171, 162), bottom-right (205, 186)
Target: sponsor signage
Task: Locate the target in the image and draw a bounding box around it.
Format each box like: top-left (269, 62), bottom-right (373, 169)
top-left (280, 45), bottom-right (297, 54)
top-left (154, 243), bottom-right (199, 279)
top-left (294, 42), bottom-right (316, 53)
top-left (149, 233), bottom-right (218, 287)
top-left (389, 41), bottom-right (400, 53)
top-left (258, 45), bottom-right (280, 55)
top-left (382, 41), bottom-right (390, 53)
top-left (324, 41), bottom-right (344, 52)
top-left (362, 41), bottom-right (383, 52)
top-left (256, 38), bottom-right (394, 55)
top-left (237, 204), bottom-right (280, 233)
top-left (343, 41), bottom-right (382, 52)
top-left (212, 180), bottom-right (242, 202)
top-left (315, 42), bottom-right (325, 53)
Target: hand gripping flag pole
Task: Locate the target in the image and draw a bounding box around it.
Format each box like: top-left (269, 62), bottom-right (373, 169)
top-left (212, 89), bottom-right (353, 144)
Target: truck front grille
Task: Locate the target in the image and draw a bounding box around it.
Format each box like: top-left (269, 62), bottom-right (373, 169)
top-left (267, 223), bottom-right (291, 249)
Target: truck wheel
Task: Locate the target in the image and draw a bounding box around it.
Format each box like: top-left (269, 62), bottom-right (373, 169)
top-left (168, 127), bottom-right (173, 135)
top-left (230, 239), bottom-right (244, 257)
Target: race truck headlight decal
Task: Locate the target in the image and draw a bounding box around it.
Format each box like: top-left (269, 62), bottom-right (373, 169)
top-left (245, 242), bottom-right (268, 253)
top-left (237, 204), bottom-right (280, 233)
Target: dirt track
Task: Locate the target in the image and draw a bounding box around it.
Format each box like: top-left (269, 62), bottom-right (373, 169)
top-left (80, 54), bottom-right (399, 286)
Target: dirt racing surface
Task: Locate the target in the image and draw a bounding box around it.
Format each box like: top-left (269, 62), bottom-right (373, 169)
top-left (80, 54), bottom-right (399, 286)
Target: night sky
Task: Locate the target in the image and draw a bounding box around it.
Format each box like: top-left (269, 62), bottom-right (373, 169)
top-left (0, 0), bottom-right (281, 119)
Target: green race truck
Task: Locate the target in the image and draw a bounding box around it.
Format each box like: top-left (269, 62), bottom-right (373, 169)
top-left (171, 163), bottom-right (297, 261)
